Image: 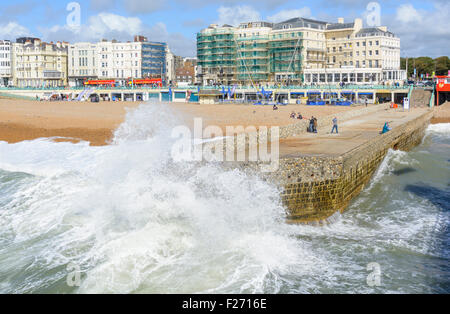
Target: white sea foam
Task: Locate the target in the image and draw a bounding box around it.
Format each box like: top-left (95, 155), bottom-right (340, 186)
top-left (427, 123), bottom-right (450, 134)
top-left (0, 103), bottom-right (327, 294)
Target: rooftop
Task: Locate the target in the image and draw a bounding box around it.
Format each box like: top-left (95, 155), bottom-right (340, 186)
top-left (356, 27), bottom-right (396, 38)
top-left (273, 17), bottom-right (328, 30)
top-left (326, 22), bottom-right (355, 30)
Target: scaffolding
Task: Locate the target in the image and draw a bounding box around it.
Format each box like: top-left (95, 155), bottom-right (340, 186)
top-left (197, 29), bottom-right (305, 85)
top-left (269, 32), bottom-right (304, 83)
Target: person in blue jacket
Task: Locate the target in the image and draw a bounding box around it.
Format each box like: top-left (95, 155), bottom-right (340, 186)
top-left (381, 122), bottom-right (392, 134)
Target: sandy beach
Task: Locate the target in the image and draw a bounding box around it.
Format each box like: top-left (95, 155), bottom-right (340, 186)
top-left (0, 98), bottom-right (356, 146)
top-left (431, 101), bottom-right (450, 124)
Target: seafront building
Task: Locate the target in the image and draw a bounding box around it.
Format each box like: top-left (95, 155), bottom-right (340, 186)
top-left (175, 58), bottom-right (196, 86)
top-left (138, 35), bottom-right (167, 81)
top-left (0, 40), bottom-right (12, 87)
top-left (197, 17), bottom-right (405, 86)
top-left (68, 36), bottom-right (167, 87)
top-left (11, 38), bottom-right (68, 88)
top-left (67, 42), bottom-right (98, 87)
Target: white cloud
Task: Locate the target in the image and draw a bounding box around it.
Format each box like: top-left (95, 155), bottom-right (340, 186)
top-left (267, 7), bottom-right (312, 23)
top-left (216, 5), bottom-right (261, 26)
top-left (0, 22), bottom-right (30, 39)
top-left (38, 13), bottom-right (195, 57)
top-left (395, 4), bottom-right (421, 24)
top-left (389, 3), bottom-right (450, 57)
top-left (87, 13), bottom-right (143, 37)
top-left (39, 13), bottom-right (144, 43)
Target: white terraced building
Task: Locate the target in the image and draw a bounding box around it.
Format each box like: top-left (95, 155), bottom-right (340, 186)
top-left (69, 36), bottom-right (167, 87)
top-left (69, 40), bottom-right (142, 87)
top-left (12, 38), bottom-right (68, 88)
top-left (0, 40), bottom-right (12, 87)
top-left (68, 42), bottom-right (99, 87)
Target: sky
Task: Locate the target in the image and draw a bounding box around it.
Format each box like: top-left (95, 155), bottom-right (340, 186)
top-left (0, 0), bottom-right (448, 58)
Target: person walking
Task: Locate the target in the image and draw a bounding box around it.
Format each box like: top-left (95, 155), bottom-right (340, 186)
top-left (308, 116), bottom-right (314, 133)
top-left (331, 117), bottom-right (338, 134)
top-left (313, 116), bottom-right (318, 133)
top-left (365, 97), bottom-right (368, 107)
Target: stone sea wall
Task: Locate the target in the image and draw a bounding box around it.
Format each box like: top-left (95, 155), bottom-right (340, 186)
top-left (278, 110), bottom-right (433, 224)
top-left (214, 105), bottom-right (433, 224)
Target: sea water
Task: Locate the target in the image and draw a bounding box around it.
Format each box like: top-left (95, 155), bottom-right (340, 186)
top-left (0, 103), bottom-right (448, 294)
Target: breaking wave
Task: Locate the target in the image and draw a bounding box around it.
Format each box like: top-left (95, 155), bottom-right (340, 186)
top-left (0, 105), bottom-right (448, 294)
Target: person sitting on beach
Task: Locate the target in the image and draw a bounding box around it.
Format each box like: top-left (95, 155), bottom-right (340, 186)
top-left (273, 104), bottom-right (278, 110)
top-left (297, 113), bottom-right (303, 120)
top-left (290, 111), bottom-right (296, 119)
top-left (381, 122), bottom-right (392, 134)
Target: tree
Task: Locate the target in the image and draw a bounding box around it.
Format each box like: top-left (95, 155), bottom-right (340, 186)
top-left (401, 56), bottom-right (449, 78)
top-left (435, 56), bottom-right (450, 75)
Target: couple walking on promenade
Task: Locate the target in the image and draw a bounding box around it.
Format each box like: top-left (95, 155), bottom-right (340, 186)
top-left (308, 117), bottom-right (338, 134)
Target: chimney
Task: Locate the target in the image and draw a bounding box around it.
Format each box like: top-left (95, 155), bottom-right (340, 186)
top-left (354, 18), bottom-right (363, 32)
top-left (338, 17), bottom-right (344, 24)
top-left (134, 35), bottom-right (147, 42)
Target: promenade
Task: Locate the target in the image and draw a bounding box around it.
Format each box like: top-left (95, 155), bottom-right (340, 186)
top-left (279, 107), bottom-right (430, 157)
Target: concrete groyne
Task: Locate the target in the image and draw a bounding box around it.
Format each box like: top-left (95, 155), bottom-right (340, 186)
top-left (275, 110), bottom-right (433, 224)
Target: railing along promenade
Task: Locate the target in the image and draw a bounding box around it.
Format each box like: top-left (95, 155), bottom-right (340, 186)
top-left (0, 84), bottom-right (412, 93)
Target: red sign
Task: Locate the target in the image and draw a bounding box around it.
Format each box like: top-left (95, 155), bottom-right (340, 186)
top-left (436, 76), bottom-right (450, 92)
top-left (84, 80), bottom-right (115, 86)
top-left (130, 78), bottom-right (162, 86)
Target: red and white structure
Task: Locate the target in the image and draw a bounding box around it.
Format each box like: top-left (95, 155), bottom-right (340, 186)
top-left (436, 75), bottom-right (450, 106)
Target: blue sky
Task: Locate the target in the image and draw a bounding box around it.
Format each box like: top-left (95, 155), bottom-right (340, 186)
top-left (0, 0), bottom-right (448, 57)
